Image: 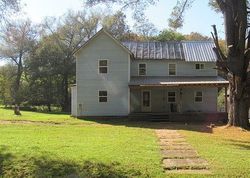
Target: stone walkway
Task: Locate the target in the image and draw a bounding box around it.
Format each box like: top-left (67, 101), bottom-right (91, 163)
top-left (155, 129), bottom-right (210, 174)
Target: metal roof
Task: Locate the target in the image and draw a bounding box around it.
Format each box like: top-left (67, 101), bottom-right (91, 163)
top-left (122, 41), bottom-right (217, 62)
top-left (122, 41), bottom-right (184, 60)
top-left (129, 76), bottom-right (228, 86)
top-left (182, 41), bottom-right (217, 62)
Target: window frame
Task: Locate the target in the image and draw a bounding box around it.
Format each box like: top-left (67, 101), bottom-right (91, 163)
top-left (98, 90), bottom-right (108, 103)
top-left (195, 63), bottom-right (205, 70)
top-left (167, 91), bottom-right (176, 103)
top-left (138, 63), bottom-right (147, 76)
top-left (194, 91), bottom-right (203, 103)
top-left (168, 63), bottom-right (177, 76)
top-left (98, 59), bottom-right (108, 74)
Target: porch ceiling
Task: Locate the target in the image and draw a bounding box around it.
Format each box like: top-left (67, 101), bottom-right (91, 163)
top-left (129, 76), bottom-right (229, 87)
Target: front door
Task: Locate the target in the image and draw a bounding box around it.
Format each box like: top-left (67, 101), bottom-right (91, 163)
top-left (141, 90), bottom-right (151, 112)
top-left (166, 91), bottom-right (178, 113)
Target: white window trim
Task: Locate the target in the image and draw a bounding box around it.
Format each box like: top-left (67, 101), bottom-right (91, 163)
top-left (194, 91), bottom-right (203, 103)
top-left (167, 91), bottom-right (176, 103)
top-left (98, 90), bottom-right (108, 103)
top-left (195, 63), bottom-right (205, 70)
top-left (138, 63), bottom-right (147, 76)
top-left (168, 63), bottom-right (177, 76)
top-left (98, 59), bottom-right (108, 74)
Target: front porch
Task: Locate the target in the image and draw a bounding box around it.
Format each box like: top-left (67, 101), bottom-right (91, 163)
top-left (129, 76), bottom-right (229, 121)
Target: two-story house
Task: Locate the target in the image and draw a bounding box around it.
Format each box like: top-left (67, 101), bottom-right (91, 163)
top-left (71, 29), bottom-right (229, 118)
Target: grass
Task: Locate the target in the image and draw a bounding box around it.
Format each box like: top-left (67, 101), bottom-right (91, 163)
top-left (180, 126), bottom-right (250, 177)
top-left (0, 107), bottom-right (250, 177)
top-left (0, 107), bottom-right (80, 123)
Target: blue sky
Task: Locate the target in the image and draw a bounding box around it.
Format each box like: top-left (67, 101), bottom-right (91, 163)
top-left (20, 0), bottom-right (224, 36)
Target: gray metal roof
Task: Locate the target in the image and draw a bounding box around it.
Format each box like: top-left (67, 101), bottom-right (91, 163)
top-left (129, 76), bottom-right (228, 86)
top-left (182, 41), bottom-right (217, 62)
top-left (122, 41), bottom-right (217, 62)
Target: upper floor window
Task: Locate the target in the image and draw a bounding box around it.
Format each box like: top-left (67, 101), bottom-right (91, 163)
top-left (168, 63), bottom-right (176, 76)
top-left (138, 63), bottom-right (146, 76)
top-left (168, 92), bottom-right (176, 103)
top-left (194, 91), bottom-right (203, 102)
top-left (99, 90), bottom-right (107, 102)
top-left (195, 63), bottom-right (205, 70)
top-left (99, 59), bottom-right (108, 74)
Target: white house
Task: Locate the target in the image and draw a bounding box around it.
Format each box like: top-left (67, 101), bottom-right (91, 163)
top-left (71, 29), bottom-right (229, 118)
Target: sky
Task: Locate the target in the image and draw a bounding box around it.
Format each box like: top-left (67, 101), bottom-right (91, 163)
top-left (20, 0), bottom-right (224, 36)
top-left (0, 0), bottom-right (224, 66)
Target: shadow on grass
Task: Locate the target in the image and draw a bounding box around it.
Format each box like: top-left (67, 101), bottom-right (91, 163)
top-left (1, 106), bottom-right (219, 133)
top-left (0, 146), bottom-right (142, 178)
top-left (1, 106), bottom-right (69, 115)
top-left (0, 145), bottom-right (14, 175)
top-left (225, 139), bottom-right (250, 150)
top-left (79, 117), bottom-right (216, 133)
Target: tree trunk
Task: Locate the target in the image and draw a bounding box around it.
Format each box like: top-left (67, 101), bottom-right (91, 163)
top-left (61, 73), bottom-right (69, 112)
top-left (213, 0), bottom-right (250, 129)
top-left (47, 103), bottom-right (52, 112)
top-left (227, 76), bottom-right (249, 129)
top-left (13, 63), bottom-right (22, 115)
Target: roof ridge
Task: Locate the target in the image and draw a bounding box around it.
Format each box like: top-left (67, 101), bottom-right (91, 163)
top-left (122, 40), bottom-right (214, 43)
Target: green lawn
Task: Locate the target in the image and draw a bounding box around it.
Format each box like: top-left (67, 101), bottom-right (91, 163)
top-left (0, 107), bottom-right (250, 178)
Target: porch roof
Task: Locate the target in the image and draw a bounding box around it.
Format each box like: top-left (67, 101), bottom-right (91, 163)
top-left (129, 76), bottom-right (229, 87)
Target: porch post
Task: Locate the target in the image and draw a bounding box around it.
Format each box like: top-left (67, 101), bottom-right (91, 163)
top-left (179, 88), bottom-right (183, 113)
top-left (225, 86), bottom-right (228, 112)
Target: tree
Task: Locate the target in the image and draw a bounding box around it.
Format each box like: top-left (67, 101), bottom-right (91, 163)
top-left (85, 0), bottom-right (250, 129)
top-left (211, 1), bottom-right (250, 129)
top-left (26, 36), bottom-right (64, 111)
top-left (102, 11), bottom-right (130, 40)
top-left (133, 18), bottom-right (158, 39)
top-left (0, 19), bottom-right (38, 115)
top-left (184, 32), bottom-right (211, 41)
top-left (154, 29), bottom-right (185, 41)
top-left (44, 11), bottom-right (100, 112)
top-left (0, 0), bottom-right (20, 22)
top-left (168, 0), bottom-right (194, 30)
top-left (0, 64), bottom-right (16, 106)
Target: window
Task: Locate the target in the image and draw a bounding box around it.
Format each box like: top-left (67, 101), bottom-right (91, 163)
top-left (99, 59), bottom-right (108, 74)
top-left (195, 63), bottom-right (205, 70)
top-left (138, 63), bottom-right (146, 76)
top-left (194, 91), bottom-right (203, 102)
top-left (169, 64), bottom-right (176, 76)
top-left (168, 92), bottom-right (176, 103)
top-left (99, 90), bottom-right (107, 102)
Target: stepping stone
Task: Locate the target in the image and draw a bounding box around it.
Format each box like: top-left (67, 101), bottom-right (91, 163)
top-left (161, 150), bottom-right (199, 159)
top-left (160, 138), bottom-right (186, 142)
top-left (156, 129), bottom-right (210, 174)
top-left (166, 169), bottom-right (211, 174)
top-left (160, 145), bottom-right (194, 150)
top-left (159, 142), bottom-right (190, 147)
top-left (163, 158), bottom-right (209, 170)
top-left (158, 135), bottom-right (185, 139)
top-left (156, 130), bottom-right (178, 135)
